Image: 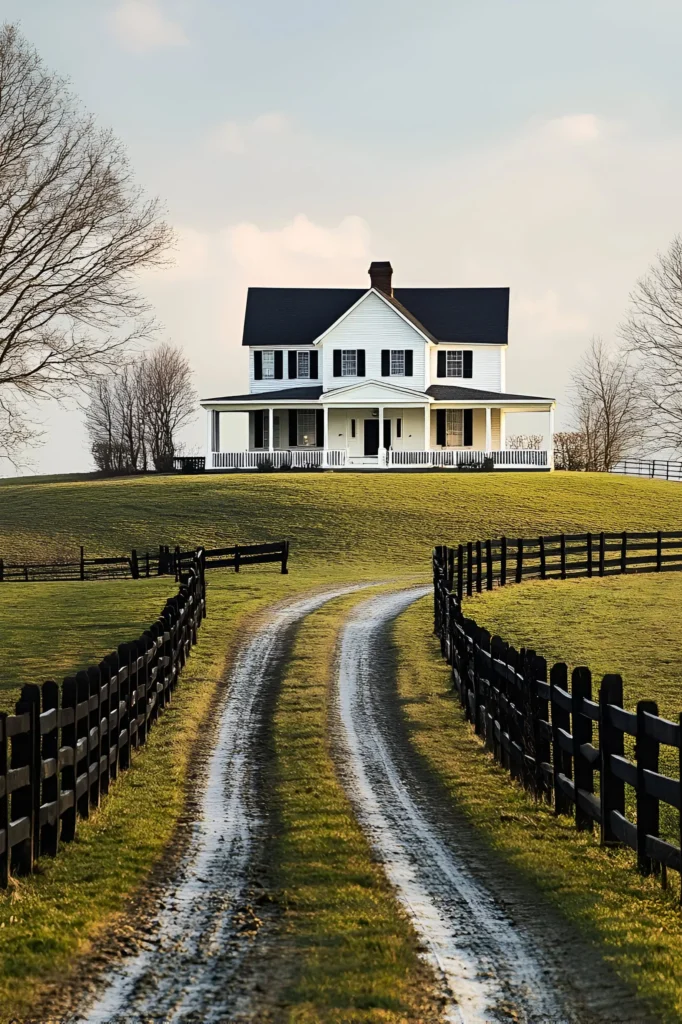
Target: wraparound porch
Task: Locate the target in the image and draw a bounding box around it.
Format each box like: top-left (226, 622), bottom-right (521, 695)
top-left (209, 448), bottom-right (550, 470)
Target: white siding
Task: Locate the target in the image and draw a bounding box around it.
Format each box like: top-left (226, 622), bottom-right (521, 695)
top-left (428, 344), bottom-right (504, 392)
top-left (328, 406), bottom-right (428, 456)
top-left (321, 291), bottom-right (427, 392)
top-left (249, 347), bottom-right (321, 394)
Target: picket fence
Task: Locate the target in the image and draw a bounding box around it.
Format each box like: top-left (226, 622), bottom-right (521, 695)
top-left (433, 538), bottom-right (682, 894)
top-left (0, 552), bottom-right (206, 887)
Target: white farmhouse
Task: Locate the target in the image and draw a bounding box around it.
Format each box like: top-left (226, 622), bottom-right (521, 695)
top-left (202, 262), bottom-right (555, 470)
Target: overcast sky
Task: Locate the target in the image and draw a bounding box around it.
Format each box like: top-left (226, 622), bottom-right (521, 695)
top-left (3, 0), bottom-right (682, 474)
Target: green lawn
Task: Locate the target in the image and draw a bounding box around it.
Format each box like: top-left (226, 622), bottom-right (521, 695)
top-left (3, 469), bottom-right (682, 1019)
top-left (393, 583), bottom-right (682, 1023)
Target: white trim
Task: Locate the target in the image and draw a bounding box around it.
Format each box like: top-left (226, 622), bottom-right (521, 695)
top-left (322, 378), bottom-right (430, 403)
top-left (312, 288), bottom-right (435, 347)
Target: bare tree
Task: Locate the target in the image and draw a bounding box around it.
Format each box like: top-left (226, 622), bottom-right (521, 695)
top-left (507, 434), bottom-right (543, 450)
top-left (553, 431), bottom-right (587, 471)
top-left (85, 344), bottom-right (195, 474)
top-left (569, 337), bottom-right (646, 471)
top-left (0, 23), bottom-right (174, 465)
top-left (142, 344), bottom-right (197, 471)
top-left (621, 235), bottom-right (682, 453)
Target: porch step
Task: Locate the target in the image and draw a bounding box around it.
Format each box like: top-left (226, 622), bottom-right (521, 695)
top-left (348, 457), bottom-right (379, 466)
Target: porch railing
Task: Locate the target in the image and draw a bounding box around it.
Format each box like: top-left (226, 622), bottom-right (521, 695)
top-left (211, 450), bottom-right (347, 469)
top-left (388, 449), bottom-right (549, 468)
top-left (210, 448), bottom-right (549, 470)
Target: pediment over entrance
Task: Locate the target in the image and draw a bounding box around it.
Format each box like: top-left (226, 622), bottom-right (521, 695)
top-left (322, 379), bottom-right (428, 405)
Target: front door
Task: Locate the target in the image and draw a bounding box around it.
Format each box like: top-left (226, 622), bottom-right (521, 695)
top-left (364, 419), bottom-right (379, 456)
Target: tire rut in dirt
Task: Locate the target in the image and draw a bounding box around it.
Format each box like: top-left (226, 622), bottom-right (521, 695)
top-left (73, 585), bottom-right (365, 1024)
top-left (334, 587), bottom-right (656, 1024)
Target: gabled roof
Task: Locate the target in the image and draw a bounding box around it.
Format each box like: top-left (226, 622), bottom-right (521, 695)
top-left (426, 385), bottom-right (553, 402)
top-left (202, 385), bottom-right (324, 404)
top-left (241, 287), bottom-right (509, 346)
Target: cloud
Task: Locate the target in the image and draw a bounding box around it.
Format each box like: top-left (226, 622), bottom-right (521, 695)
top-left (209, 112), bottom-right (291, 155)
top-left (109, 0), bottom-right (188, 53)
top-left (225, 214), bottom-right (371, 283)
top-left (543, 113), bottom-right (601, 143)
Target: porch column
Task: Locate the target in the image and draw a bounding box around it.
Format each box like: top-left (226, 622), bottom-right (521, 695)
top-left (205, 408), bottom-right (213, 469)
top-left (323, 405), bottom-right (329, 467)
top-left (485, 407), bottom-right (492, 452)
top-left (268, 407), bottom-right (274, 453)
top-left (424, 405), bottom-right (430, 450)
top-left (548, 405), bottom-right (555, 469)
top-left (500, 410), bottom-right (506, 448)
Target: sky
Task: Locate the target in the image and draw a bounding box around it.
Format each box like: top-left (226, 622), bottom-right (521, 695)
top-left (2, 0), bottom-right (682, 474)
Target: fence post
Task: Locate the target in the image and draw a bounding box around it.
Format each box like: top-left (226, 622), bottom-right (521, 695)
top-left (636, 699), bottom-right (659, 875)
top-left (131, 549), bottom-right (139, 580)
top-left (60, 677), bottom-right (77, 842)
top-left (475, 541), bottom-right (482, 593)
top-left (599, 674), bottom-right (625, 846)
top-left (598, 532), bottom-right (605, 576)
top-left (656, 531), bottom-right (662, 572)
top-left (539, 536), bottom-right (546, 580)
top-left (500, 536), bottom-right (507, 587)
top-left (586, 533), bottom-right (593, 578)
top-left (0, 558), bottom-right (3, 582)
top-left (457, 544), bottom-right (464, 601)
top-left (466, 542), bottom-right (473, 598)
top-left (485, 540), bottom-right (493, 590)
top-left (40, 680), bottom-right (60, 859)
top-left (80, 546), bottom-right (85, 581)
top-left (560, 534), bottom-right (566, 580)
top-left (281, 540), bottom-right (290, 575)
top-left (447, 547), bottom-right (455, 593)
top-left (621, 531), bottom-right (627, 575)
top-left (145, 551), bottom-right (150, 578)
top-left (550, 662), bottom-right (572, 816)
top-left (0, 713), bottom-right (7, 887)
top-left (515, 538), bottom-right (523, 584)
top-left (11, 685), bottom-right (40, 876)
top-left (572, 666), bottom-right (594, 832)
top-left (235, 544), bottom-right (241, 573)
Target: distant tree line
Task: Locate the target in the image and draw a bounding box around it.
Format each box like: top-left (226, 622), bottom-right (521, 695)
top-left (85, 343), bottom-right (196, 473)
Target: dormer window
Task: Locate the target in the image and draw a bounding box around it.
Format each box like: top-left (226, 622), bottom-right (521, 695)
top-left (262, 351), bottom-right (275, 378)
top-left (297, 351), bottom-right (310, 378)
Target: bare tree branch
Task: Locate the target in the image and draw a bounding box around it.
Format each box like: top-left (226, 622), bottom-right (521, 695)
top-left (0, 23), bottom-right (174, 465)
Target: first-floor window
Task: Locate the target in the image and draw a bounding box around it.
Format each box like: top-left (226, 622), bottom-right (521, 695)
top-left (446, 351), bottom-right (463, 377)
top-left (446, 409), bottom-right (463, 446)
top-left (262, 350), bottom-right (275, 378)
top-left (297, 410), bottom-right (317, 447)
top-left (390, 350), bottom-right (405, 375)
top-left (273, 414), bottom-right (280, 449)
top-left (342, 350), bottom-right (357, 376)
top-left (396, 417), bottom-right (402, 439)
top-left (297, 351), bottom-right (310, 378)
top-left (351, 418), bottom-right (356, 438)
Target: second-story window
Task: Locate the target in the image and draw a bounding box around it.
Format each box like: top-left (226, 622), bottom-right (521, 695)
top-left (446, 351), bottom-right (463, 377)
top-left (342, 350), bottom-right (357, 376)
top-left (297, 351), bottom-right (310, 378)
top-left (262, 350), bottom-right (275, 378)
top-left (390, 350), bottom-right (405, 375)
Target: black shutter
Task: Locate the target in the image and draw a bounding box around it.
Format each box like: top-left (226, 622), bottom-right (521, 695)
top-left (254, 410), bottom-right (264, 449)
top-left (333, 350), bottom-right (342, 376)
top-left (437, 351), bottom-right (446, 378)
top-left (405, 350), bottom-right (413, 376)
top-left (288, 410), bottom-right (297, 447)
top-left (310, 350), bottom-right (318, 379)
top-left (357, 350), bottom-right (366, 376)
top-left (463, 351), bottom-right (473, 378)
top-left (254, 351), bottom-right (263, 380)
top-left (288, 351), bottom-right (297, 378)
top-left (381, 350), bottom-right (390, 376)
top-left (436, 409), bottom-right (446, 446)
top-left (464, 409), bottom-right (473, 446)
top-left (316, 409), bottom-right (324, 447)
top-left (274, 351), bottom-right (283, 379)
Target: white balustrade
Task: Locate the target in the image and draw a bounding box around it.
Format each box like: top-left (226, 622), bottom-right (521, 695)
top-left (210, 448), bottom-right (547, 470)
top-left (211, 450), bottom-right (346, 469)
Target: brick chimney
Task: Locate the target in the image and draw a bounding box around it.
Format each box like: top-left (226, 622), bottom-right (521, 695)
top-left (369, 261), bottom-right (393, 296)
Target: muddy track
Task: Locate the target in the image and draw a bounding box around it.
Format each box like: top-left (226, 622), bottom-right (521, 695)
top-left (73, 585), bottom-right (366, 1024)
top-left (334, 587), bottom-right (657, 1024)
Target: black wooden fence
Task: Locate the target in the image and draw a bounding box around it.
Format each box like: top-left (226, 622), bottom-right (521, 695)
top-left (0, 540), bottom-right (289, 583)
top-left (446, 530), bottom-right (682, 601)
top-left (611, 459), bottom-right (682, 482)
top-left (433, 540), bottom-right (682, 894)
top-left (0, 552), bottom-right (206, 888)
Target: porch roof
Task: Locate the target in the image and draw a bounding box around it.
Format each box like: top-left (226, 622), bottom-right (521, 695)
top-left (426, 384), bottom-right (554, 403)
top-left (202, 382), bottom-right (554, 406)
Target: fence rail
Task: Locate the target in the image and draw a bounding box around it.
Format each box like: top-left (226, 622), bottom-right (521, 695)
top-left (0, 553), bottom-right (206, 888)
top-left (0, 540), bottom-right (289, 583)
top-left (433, 538), bottom-right (682, 894)
top-left (611, 459), bottom-right (682, 482)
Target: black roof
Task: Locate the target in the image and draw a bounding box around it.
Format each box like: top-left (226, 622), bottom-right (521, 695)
top-left (204, 385), bottom-right (324, 402)
top-left (241, 287), bottom-right (509, 346)
top-left (426, 385), bottom-right (553, 402)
